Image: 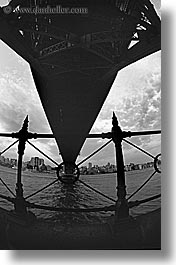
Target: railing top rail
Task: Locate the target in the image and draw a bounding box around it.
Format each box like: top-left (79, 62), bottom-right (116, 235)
top-left (0, 130), bottom-right (161, 139)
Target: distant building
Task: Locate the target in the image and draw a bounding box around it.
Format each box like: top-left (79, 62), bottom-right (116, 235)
top-left (105, 162), bottom-right (116, 173)
top-left (46, 165), bottom-right (52, 171)
top-left (30, 157), bottom-right (35, 167)
top-left (80, 166), bottom-right (87, 175)
top-left (88, 162), bottom-right (92, 170)
top-left (10, 158), bottom-right (17, 167)
top-left (0, 155), bottom-right (5, 163)
top-left (4, 158), bottom-right (10, 165)
top-left (138, 164), bottom-right (143, 170)
top-left (39, 164), bottom-right (47, 172)
top-left (29, 157), bottom-right (45, 170)
top-left (98, 166), bottom-right (106, 174)
top-left (39, 158), bottom-right (44, 166)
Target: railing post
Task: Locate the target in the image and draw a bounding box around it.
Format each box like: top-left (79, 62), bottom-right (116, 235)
top-left (14, 116), bottom-right (28, 214)
top-left (111, 113), bottom-right (129, 221)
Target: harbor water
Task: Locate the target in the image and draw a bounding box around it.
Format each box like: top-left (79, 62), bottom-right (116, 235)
top-left (0, 166), bottom-right (161, 224)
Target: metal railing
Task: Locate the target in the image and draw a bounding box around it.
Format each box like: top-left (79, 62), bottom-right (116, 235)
top-left (0, 115), bottom-right (161, 218)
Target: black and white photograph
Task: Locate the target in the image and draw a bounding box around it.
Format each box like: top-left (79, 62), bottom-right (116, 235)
top-left (0, 0), bottom-right (161, 252)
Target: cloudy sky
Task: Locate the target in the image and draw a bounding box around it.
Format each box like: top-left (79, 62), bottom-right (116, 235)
top-left (0, 0), bottom-right (161, 167)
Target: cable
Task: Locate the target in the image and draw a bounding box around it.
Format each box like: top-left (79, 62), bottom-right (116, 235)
top-left (27, 140), bottom-right (60, 167)
top-left (25, 178), bottom-right (59, 199)
top-left (0, 178), bottom-right (15, 197)
top-left (128, 194), bottom-right (161, 208)
top-left (123, 139), bottom-right (155, 159)
top-left (0, 193), bottom-right (14, 203)
top-left (78, 179), bottom-right (116, 203)
top-left (77, 139), bottom-right (112, 167)
top-left (0, 139), bottom-right (19, 156)
top-left (127, 170), bottom-right (157, 200)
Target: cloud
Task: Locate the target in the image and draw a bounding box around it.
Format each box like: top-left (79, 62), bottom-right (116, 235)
top-left (88, 68), bottom-right (161, 164)
top-left (0, 68), bottom-right (50, 133)
top-left (92, 71), bottom-right (160, 133)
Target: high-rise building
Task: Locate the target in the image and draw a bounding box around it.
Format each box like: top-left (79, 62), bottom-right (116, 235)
top-left (30, 157), bottom-right (35, 167)
top-left (88, 162), bottom-right (92, 170)
top-left (29, 157), bottom-right (45, 170)
top-left (34, 157), bottom-right (40, 167)
top-left (39, 158), bottom-right (44, 166)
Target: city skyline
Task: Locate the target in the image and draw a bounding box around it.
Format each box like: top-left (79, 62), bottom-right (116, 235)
top-left (0, 153), bottom-right (156, 170)
top-left (0, 152), bottom-right (157, 178)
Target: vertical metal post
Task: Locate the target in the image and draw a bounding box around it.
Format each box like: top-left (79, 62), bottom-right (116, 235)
top-left (15, 116), bottom-right (28, 214)
top-left (112, 113), bottom-right (129, 220)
